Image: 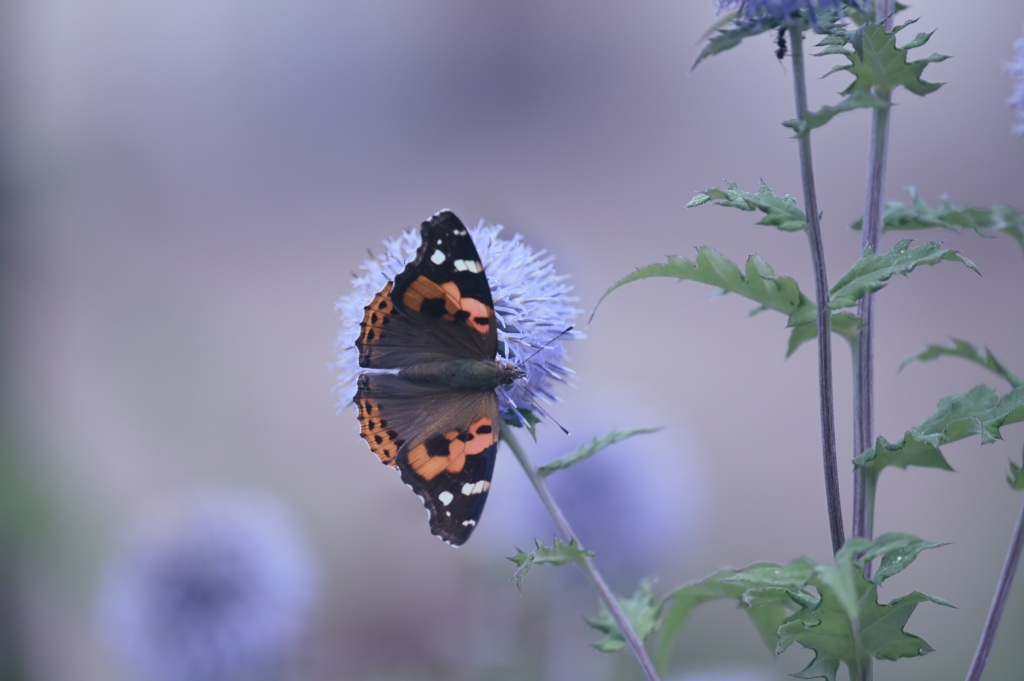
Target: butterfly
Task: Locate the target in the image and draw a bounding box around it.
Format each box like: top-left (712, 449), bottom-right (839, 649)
top-left (354, 210), bottom-right (524, 545)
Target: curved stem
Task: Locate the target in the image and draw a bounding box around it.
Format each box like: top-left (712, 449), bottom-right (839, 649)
top-left (964, 496), bottom-right (1024, 681)
top-left (789, 24), bottom-right (845, 555)
top-left (503, 429), bottom-right (661, 681)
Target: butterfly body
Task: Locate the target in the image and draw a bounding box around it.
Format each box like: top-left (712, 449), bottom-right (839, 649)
top-left (353, 210), bottom-right (521, 545)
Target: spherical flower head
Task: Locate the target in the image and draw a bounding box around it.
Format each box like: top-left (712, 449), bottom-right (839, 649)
top-left (1008, 30), bottom-right (1024, 136)
top-left (716, 0), bottom-right (865, 28)
top-left (335, 216), bottom-right (580, 425)
top-left (99, 492), bottom-right (317, 681)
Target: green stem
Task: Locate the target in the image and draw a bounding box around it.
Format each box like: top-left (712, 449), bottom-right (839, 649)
top-left (853, 6), bottom-right (895, 680)
top-left (503, 429), bottom-right (661, 681)
top-left (853, 0), bottom-right (895, 550)
top-left (789, 24), bottom-right (845, 556)
top-left (964, 495), bottom-right (1024, 681)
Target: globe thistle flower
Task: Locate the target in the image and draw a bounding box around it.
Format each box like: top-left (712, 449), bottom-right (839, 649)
top-left (334, 214), bottom-right (580, 425)
top-left (716, 0), bottom-right (866, 28)
top-left (1008, 29), bottom-right (1024, 136)
top-left (99, 492), bottom-right (317, 681)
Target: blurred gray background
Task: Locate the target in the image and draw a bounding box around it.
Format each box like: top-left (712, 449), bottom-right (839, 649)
top-left (3, 1), bottom-right (1024, 680)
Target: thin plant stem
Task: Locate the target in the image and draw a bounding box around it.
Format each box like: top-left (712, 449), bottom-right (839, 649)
top-left (503, 429), bottom-right (661, 681)
top-left (852, 8), bottom-right (896, 680)
top-left (852, 0), bottom-right (896, 548)
top-left (964, 495), bottom-right (1024, 681)
top-left (789, 24), bottom-right (845, 556)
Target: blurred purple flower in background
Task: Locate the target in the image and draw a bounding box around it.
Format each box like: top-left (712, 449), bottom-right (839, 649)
top-left (484, 392), bottom-right (708, 588)
top-left (334, 215), bottom-right (581, 423)
top-left (1008, 28), bottom-right (1024, 136)
top-left (99, 491), bottom-right (317, 681)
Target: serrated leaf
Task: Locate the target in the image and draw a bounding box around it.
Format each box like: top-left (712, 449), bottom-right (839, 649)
top-left (585, 578), bottom-right (662, 653)
top-left (851, 187), bottom-right (1024, 256)
top-left (658, 536), bottom-right (945, 679)
top-left (827, 240), bottom-right (978, 309)
top-left (537, 427), bottom-right (660, 477)
top-left (591, 247), bottom-right (809, 323)
top-left (785, 311), bottom-right (861, 357)
top-left (786, 241), bottom-right (970, 329)
top-left (508, 537), bottom-right (595, 590)
top-left (657, 558), bottom-right (815, 666)
top-left (689, 181), bottom-right (807, 232)
top-left (900, 338), bottom-right (1023, 388)
top-left (856, 385), bottom-right (1024, 474)
top-left (785, 241), bottom-right (977, 352)
top-left (693, 13), bottom-right (777, 68)
top-left (790, 21), bottom-right (947, 133)
top-left (591, 246), bottom-right (861, 358)
top-left (784, 89), bottom-right (888, 135)
top-left (1009, 450), bottom-right (1024, 490)
top-left (857, 533), bottom-right (948, 584)
top-left (778, 535), bottom-right (950, 681)
top-left (842, 21), bottom-right (946, 97)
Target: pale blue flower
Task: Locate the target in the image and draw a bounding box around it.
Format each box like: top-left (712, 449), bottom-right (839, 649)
top-left (1008, 30), bottom-right (1024, 136)
top-left (335, 214), bottom-right (580, 425)
top-left (99, 492), bottom-right (317, 681)
top-left (716, 0), bottom-right (865, 28)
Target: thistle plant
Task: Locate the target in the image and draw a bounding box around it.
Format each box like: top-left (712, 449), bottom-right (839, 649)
top-left (336, 3), bottom-right (1024, 680)
top-left (572, 1), bottom-right (1023, 680)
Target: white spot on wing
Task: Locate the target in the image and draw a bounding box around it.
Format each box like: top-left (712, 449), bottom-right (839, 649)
top-left (430, 249), bottom-right (446, 265)
top-left (438, 490), bottom-right (454, 506)
top-left (453, 259), bottom-right (482, 273)
top-left (461, 480), bottom-right (490, 496)
top-left (461, 519), bottom-right (476, 527)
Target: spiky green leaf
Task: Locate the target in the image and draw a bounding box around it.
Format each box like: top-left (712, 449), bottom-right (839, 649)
top-left (657, 558), bottom-right (815, 666)
top-left (858, 533), bottom-right (948, 584)
top-left (827, 240), bottom-right (978, 310)
top-left (693, 12), bottom-right (782, 68)
top-left (851, 187), bottom-right (1024, 255)
top-left (591, 247), bottom-right (808, 323)
top-left (586, 578), bottom-right (663, 653)
top-left (784, 89), bottom-right (887, 135)
top-left (785, 312), bottom-right (861, 357)
top-left (790, 21), bottom-right (947, 133)
top-left (538, 428), bottom-right (661, 477)
top-left (785, 240), bottom-right (975, 355)
top-left (843, 21), bottom-right (947, 97)
top-left (1009, 450), bottom-right (1024, 490)
top-left (688, 181), bottom-right (807, 232)
top-left (900, 338), bottom-right (1022, 388)
top-left (778, 535), bottom-right (949, 681)
top-left (658, 535), bottom-right (945, 679)
top-left (856, 386), bottom-right (1024, 474)
top-left (508, 537), bottom-right (595, 590)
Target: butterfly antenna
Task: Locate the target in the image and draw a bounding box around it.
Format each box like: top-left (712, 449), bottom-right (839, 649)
top-left (515, 325), bottom-right (575, 368)
top-left (504, 326), bottom-right (574, 436)
top-left (534, 400), bottom-right (570, 436)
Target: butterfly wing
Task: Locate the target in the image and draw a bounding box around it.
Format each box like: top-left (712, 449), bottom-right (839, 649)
top-left (355, 373), bottom-right (498, 545)
top-left (356, 211), bottom-right (498, 370)
top-left (353, 211), bottom-right (503, 545)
